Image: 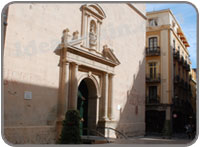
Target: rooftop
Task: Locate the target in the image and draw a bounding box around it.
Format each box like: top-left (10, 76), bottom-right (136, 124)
top-left (146, 9), bottom-right (190, 47)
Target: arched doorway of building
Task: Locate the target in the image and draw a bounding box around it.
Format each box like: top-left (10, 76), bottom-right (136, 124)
top-left (77, 77), bottom-right (98, 135)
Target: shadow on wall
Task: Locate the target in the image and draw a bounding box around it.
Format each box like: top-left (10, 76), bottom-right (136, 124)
top-left (3, 80), bottom-right (59, 144)
top-left (116, 55), bottom-right (146, 137)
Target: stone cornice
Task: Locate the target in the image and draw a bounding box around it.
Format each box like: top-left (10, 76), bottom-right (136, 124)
top-left (67, 46), bottom-right (120, 67)
top-left (127, 3), bottom-right (147, 20)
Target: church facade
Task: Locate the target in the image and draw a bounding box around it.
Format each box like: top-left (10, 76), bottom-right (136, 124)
top-left (3, 3), bottom-right (146, 144)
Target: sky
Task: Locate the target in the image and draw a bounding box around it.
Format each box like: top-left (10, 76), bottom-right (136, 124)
top-left (146, 3), bottom-right (197, 68)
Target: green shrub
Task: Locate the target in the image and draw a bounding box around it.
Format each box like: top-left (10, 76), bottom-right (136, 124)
top-left (58, 110), bottom-right (82, 144)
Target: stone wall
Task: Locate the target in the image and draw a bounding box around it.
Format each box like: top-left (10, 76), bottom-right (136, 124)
top-left (3, 3), bottom-right (146, 143)
top-left (4, 126), bottom-right (56, 144)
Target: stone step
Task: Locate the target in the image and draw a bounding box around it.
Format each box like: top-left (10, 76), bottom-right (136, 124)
top-left (81, 135), bottom-right (115, 144)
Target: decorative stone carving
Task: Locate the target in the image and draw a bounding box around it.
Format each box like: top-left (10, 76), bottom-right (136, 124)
top-left (88, 71), bottom-right (92, 77)
top-left (72, 30), bottom-right (79, 40)
top-left (61, 28), bottom-right (70, 46)
top-left (103, 44), bottom-right (108, 50)
top-left (80, 4), bottom-right (106, 51)
top-left (102, 45), bottom-right (109, 59)
top-left (102, 44), bottom-right (120, 65)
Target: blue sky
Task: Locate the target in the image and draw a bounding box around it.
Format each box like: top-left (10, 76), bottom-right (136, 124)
top-left (146, 3), bottom-right (197, 68)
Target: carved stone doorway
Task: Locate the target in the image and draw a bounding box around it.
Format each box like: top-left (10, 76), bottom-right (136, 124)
top-left (77, 78), bottom-right (98, 135)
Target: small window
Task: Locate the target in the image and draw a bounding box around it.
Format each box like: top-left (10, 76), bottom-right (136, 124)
top-left (173, 40), bottom-right (176, 49)
top-left (149, 86), bottom-right (157, 100)
top-left (172, 21), bottom-right (175, 28)
top-left (149, 18), bottom-right (158, 26)
top-left (149, 62), bottom-right (157, 79)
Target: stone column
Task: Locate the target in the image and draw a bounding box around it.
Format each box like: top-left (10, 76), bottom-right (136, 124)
top-left (64, 62), bottom-right (70, 112)
top-left (102, 73), bottom-right (109, 121)
top-left (86, 14), bottom-right (90, 48)
top-left (57, 48), bottom-right (67, 120)
top-left (70, 63), bottom-right (79, 110)
top-left (56, 47), bottom-right (67, 140)
top-left (109, 74), bottom-right (114, 120)
top-left (97, 21), bottom-right (101, 51)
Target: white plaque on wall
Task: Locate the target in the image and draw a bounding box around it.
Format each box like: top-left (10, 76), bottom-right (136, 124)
top-left (24, 91), bottom-right (32, 100)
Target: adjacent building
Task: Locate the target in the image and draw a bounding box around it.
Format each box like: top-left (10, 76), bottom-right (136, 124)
top-left (189, 68), bottom-right (197, 125)
top-left (3, 3), bottom-right (146, 144)
top-left (145, 9), bottom-right (194, 135)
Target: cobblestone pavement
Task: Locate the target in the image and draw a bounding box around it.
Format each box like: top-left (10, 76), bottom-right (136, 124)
top-left (113, 135), bottom-right (195, 145)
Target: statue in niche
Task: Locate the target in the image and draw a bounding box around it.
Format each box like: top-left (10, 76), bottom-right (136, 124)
top-left (89, 21), bottom-right (97, 49)
top-left (61, 28), bottom-right (70, 46)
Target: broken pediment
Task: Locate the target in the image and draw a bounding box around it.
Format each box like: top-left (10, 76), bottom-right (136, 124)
top-left (80, 4), bottom-right (106, 20)
top-left (102, 45), bottom-right (120, 65)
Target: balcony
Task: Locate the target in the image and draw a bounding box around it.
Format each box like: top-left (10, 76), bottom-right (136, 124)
top-left (146, 73), bottom-right (161, 83)
top-left (189, 75), bottom-right (192, 81)
top-left (173, 49), bottom-right (180, 60)
top-left (146, 96), bottom-right (160, 104)
top-left (172, 97), bottom-right (184, 106)
top-left (183, 60), bottom-right (187, 68)
top-left (186, 63), bottom-right (190, 71)
top-left (146, 47), bottom-right (160, 56)
top-left (184, 82), bottom-right (189, 89)
top-left (179, 56), bottom-right (184, 64)
top-left (174, 75), bottom-right (180, 84)
top-left (180, 78), bottom-right (184, 87)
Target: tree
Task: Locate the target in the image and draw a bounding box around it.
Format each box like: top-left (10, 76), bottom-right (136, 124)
top-left (58, 110), bottom-right (82, 144)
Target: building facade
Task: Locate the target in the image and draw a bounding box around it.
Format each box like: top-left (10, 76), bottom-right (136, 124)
top-left (189, 68), bottom-right (197, 125)
top-left (3, 3), bottom-right (146, 144)
top-left (145, 9), bottom-right (194, 134)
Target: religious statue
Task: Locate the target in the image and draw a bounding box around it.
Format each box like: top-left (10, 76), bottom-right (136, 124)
top-left (61, 28), bottom-right (70, 46)
top-left (89, 22), bottom-right (97, 49)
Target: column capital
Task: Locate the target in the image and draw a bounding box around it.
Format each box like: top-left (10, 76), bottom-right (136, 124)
top-left (71, 62), bottom-right (80, 67)
top-left (109, 73), bottom-right (115, 77)
top-left (103, 72), bottom-right (108, 76)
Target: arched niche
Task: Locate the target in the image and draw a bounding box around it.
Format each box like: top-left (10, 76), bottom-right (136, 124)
top-left (80, 4), bottom-right (106, 51)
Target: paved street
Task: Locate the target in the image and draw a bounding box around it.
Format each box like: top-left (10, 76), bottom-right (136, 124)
top-left (113, 135), bottom-right (195, 145)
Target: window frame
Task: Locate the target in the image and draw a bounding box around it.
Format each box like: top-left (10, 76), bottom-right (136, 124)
top-left (149, 37), bottom-right (158, 51)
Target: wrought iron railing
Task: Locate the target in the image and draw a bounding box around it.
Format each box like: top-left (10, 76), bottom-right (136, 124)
top-left (82, 128), bottom-right (109, 143)
top-left (146, 73), bottom-right (161, 82)
top-left (186, 63), bottom-right (190, 71)
top-left (179, 56), bottom-right (184, 64)
top-left (146, 96), bottom-right (160, 104)
top-left (146, 47), bottom-right (160, 56)
top-left (173, 49), bottom-right (180, 60)
top-left (174, 75), bottom-right (180, 83)
top-left (96, 127), bottom-right (128, 140)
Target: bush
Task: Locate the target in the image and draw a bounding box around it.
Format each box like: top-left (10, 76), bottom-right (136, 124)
top-left (58, 110), bottom-right (82, 144)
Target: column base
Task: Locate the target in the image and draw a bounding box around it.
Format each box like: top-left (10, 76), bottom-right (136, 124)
top-left (56, 116), bottom-right (65, 141)
top-left (97, 120), bottom-right (117, 138)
